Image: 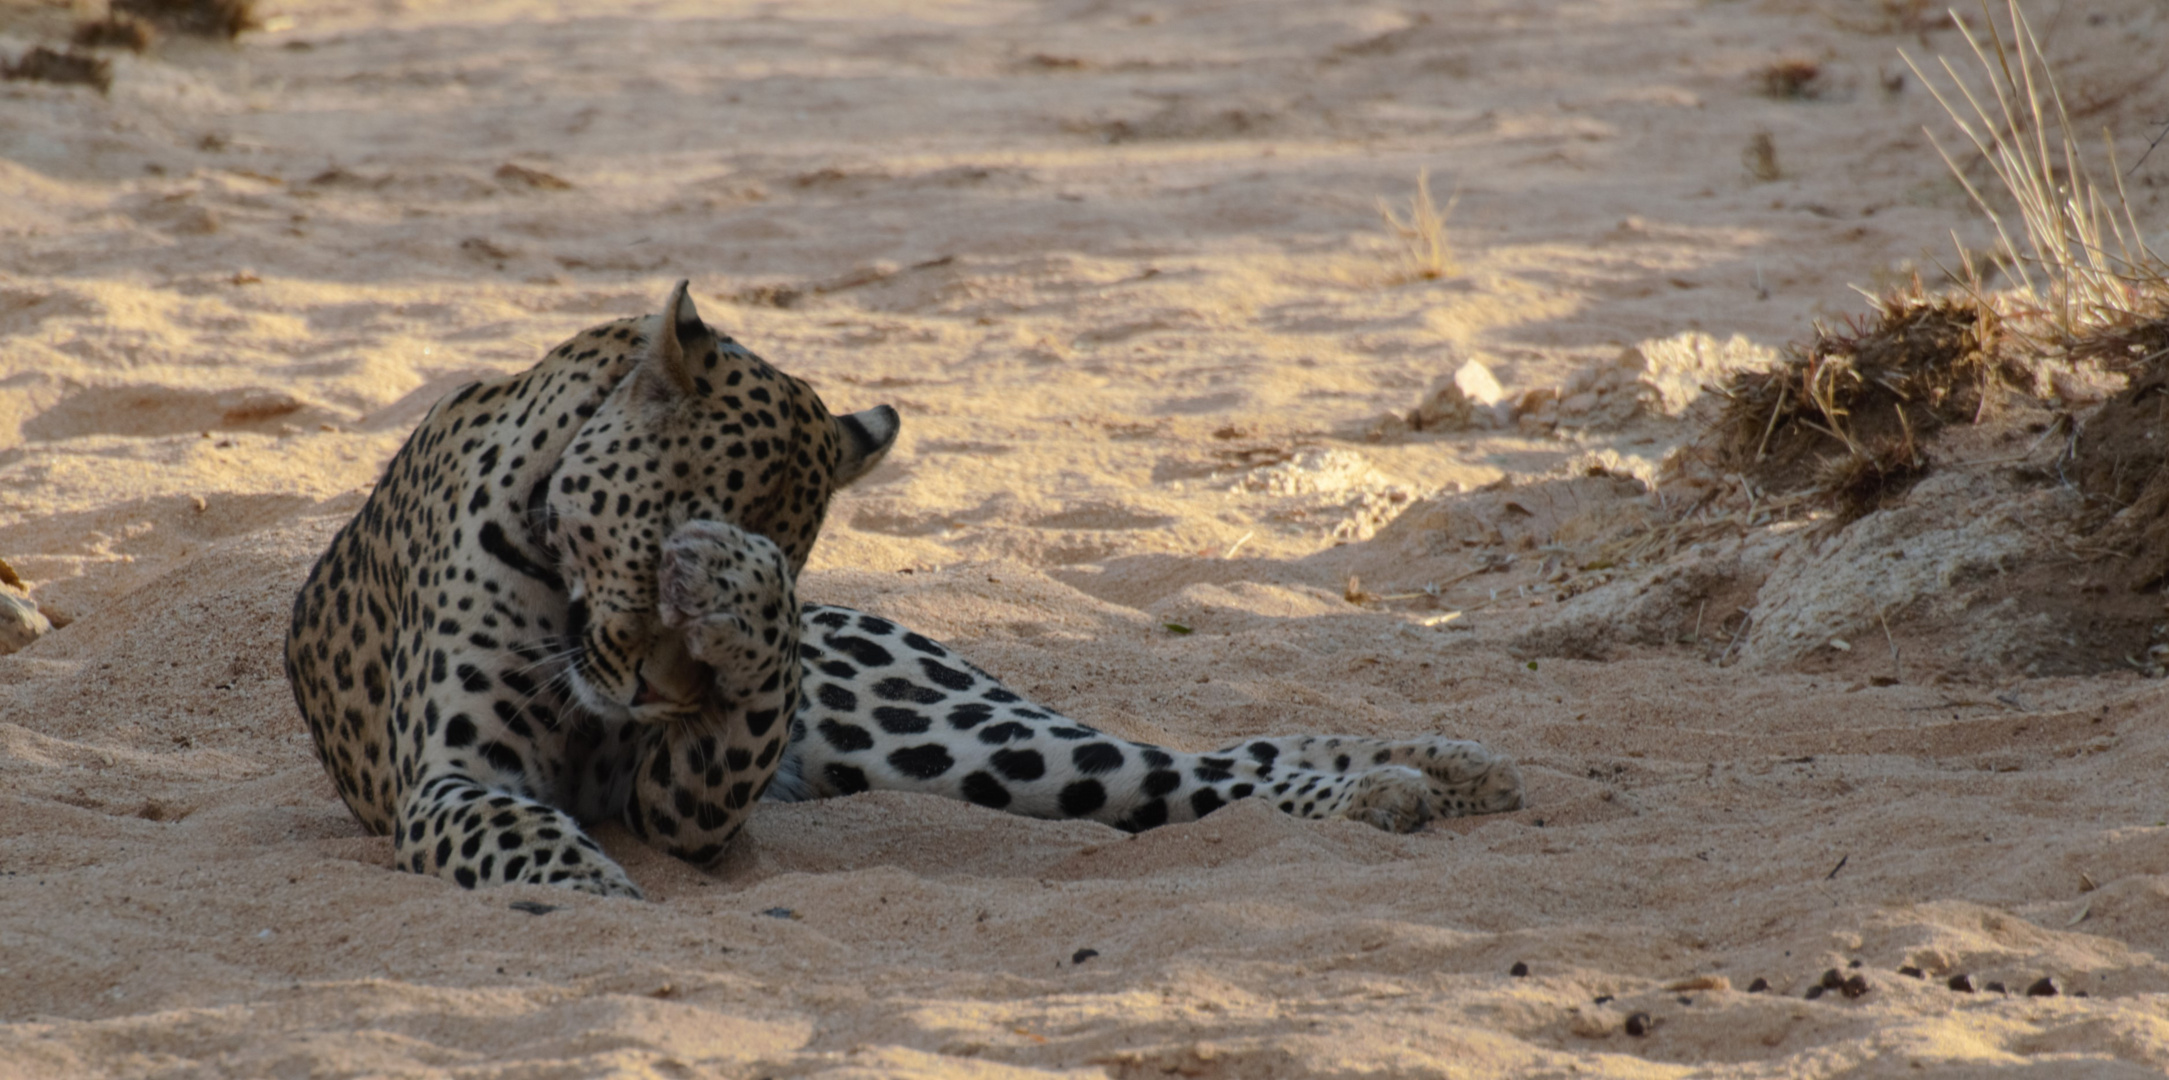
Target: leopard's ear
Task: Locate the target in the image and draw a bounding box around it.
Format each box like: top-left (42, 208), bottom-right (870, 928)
top-left (833, 404), bottom-right (899, 487)
top-left (645, 280), bottom-right (703, 397)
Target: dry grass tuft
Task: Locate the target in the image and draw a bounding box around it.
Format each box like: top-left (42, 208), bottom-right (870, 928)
top-left (1713, 285), bottom-right (2012, 518)
top-left (1378, 169), bottom-right (1458, 282)
top-left (73, 15), bottom-right (156, 53)
top-left (3, 46), bottom-right (113, 93)
top-left (112, 0), bottom-right (257, 40)
top-left (1903, 0), bottom-right (2167, 345)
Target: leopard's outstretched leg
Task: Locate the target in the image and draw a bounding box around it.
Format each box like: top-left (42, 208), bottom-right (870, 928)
top-left (776, 605), bottom-right (1519, 834)
top-left (616, 520), bottom-right (800, 867)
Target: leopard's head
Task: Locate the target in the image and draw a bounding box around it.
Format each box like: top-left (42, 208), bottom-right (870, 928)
top-left (545, 281), bottom-right (897, 719)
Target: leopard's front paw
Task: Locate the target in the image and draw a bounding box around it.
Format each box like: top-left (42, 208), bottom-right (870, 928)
top-left (1334, 766), bottom-right (1435, 833)
top-left (657, 520), bottom-right (794, 698)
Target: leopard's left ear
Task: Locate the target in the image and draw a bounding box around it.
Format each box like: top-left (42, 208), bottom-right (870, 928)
top-left (646, 279), bottom-right (704, 397)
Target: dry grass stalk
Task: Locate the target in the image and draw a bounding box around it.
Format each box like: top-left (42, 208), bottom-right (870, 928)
top-left (1378, 169), bottom-right (1458, 281)
top-left (1902, 1), bottom-right (2167, 343)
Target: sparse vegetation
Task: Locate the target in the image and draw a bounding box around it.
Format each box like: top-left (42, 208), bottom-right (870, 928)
top-left (112, 0), bottom-right (256, 40)
top-left (1742, 132), bottom-right (1782, 182)
top-left (1378, 169), bottom-right (1458, 282)
top-left (73, 15), bottom-right (155, 53)
top-left (1758, 58), bottom-right (1825, 100)
top-left (3, 46), bottom-right (112, 93)
top-left (1902, 0), bottom-right (2166, 345)
top-left (1712, 286), bottom-right (2013, 519)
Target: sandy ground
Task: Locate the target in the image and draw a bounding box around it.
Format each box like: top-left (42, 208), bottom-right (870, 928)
top-left (4, 0), bottom-right (2169, 1075)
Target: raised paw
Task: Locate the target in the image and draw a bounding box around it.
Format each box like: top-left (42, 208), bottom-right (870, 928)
top-left (657, 520), bottom-right (796, 703)
top-left (1334, 766), bottom-right (1435, 833)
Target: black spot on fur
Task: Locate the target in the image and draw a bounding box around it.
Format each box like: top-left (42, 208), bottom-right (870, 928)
top-left (873, 677), bottom-right (943, 704)
top-left (960, 771), bottom-right (1010, 808)
top-left (824, 763), bottom-right (870, 794)
top-left (1190, 788), bottom-right (1226, 819)
top-left (1072, 743), bottom-right (1124, 775)
top-left (887, 743), bottom-right (955, 780)
top-left (917, 659), bottom-right (974, 691)
top-left (990, 748), bottom-right (1045, 782)
top-left (818, 719), bottom-right (873, 752)
top-left (872, 706), bottom-right (930, 734)
top-left (1058, 780), bottom-right (1106, 817)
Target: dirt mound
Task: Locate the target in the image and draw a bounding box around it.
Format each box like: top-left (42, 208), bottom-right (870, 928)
top-left (2072, 324), bottom-right (2169, 594)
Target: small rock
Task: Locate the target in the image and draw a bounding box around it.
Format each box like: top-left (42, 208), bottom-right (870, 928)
top-left (1746, 977), bottom-right (1769, 993)
top-left (1071, 948), bottom-right (1099, 965)
top-left (1592, 994), bottom-right (1614, 1005)
top-left (1804, 985), bottom-right (1825, 1000)
top-left (1623, 1012), bottom-right (1653, 1037)
top-left (1842, 974), bottom-right (1870, 999)
top-left (1508, 961), bottom-right (1529, 977)
top-left (508, 901), bottom-right (558, 916)
top-left (1948, 974), bottom-right (1976, 992)
top-left (760, 907), bottom-right (798, 920)
top-left (1984, 981), bottom-right (2008, 995)
top-left (1819, 968), bottom-right (1845, 990)
top-left (1898, 966), bottom-right (1925, 979)
top-left (2025, 977), bottom-right (2060, 998)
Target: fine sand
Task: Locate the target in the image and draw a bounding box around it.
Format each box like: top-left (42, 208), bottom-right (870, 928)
top-left (4, 0), bottom-right (2168, 1075)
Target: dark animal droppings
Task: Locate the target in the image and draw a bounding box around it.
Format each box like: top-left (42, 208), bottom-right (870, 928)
top-left (1071, 948), bottom-right (1099, 965)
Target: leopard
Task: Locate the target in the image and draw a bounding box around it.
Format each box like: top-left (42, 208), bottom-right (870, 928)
top-left (285, 282), bottom-right (1524, 899)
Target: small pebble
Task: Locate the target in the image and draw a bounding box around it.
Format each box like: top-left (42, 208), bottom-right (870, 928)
top-left (2025, 977), bottom-right (2060, 997)
top-left (1984, 981), bottom-right (2008, 994)
top-left (1820, 968), bottom-right (1845, 990)
top-left (1071, 948), bottom-right (1100, 965)
top-left (1898, 966), bottom-right (1925, 979)
top-left (1624, 1012), bottom-right (1652, 1037)
top-left (760, 907), bottom-right (797, 919)
top-left (1804, 985), bottom-right (1825, 1000)
top-left (1848, 959), bottom-right (1863, 969)
top-left (1675, 995), bottom-right (1693, 1006)
top-left (508, 901), bottom-right (558, 916)
top-left (1746, 977), bottom-right (1769, 993)
top-left (1948, 974), bottom-right (1975, 993)
top-left (1593, 994), bottom-right (1614, 1005)
top-left (1509, 961), bottom-right (1529, 977)
top-left (1842, 975), bottom-right (1870, 999)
